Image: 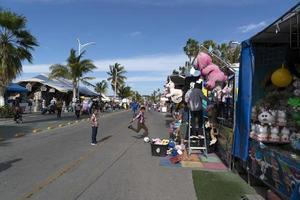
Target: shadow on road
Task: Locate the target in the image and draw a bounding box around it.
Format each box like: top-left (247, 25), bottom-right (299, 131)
top-left (0, 125), bottom-right (32, 141)
top-left (0, 158), bottom-right (22, 173)
top-left (98, 135), bottom-right (112, 143)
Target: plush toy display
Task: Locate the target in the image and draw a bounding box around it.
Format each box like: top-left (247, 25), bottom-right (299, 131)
top-left (165, 80), bottom-right (183, 103)
top-left (193, 52), bottom-right (227, 90)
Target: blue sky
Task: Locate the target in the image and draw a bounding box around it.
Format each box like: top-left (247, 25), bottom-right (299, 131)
top-left (1, 0), bottom-right (298, 95)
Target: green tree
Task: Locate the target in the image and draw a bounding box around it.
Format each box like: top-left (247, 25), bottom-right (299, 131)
top-left (183, 38), bottom-right (200, 63)
top-left (0, 10), bottom-right (38, 106)
top-left (118, 85), bottom-right (132, 99)
top-left (94, 80), bottom-right (108, 94)
top-left (132, 91), bottom-right (143, 103)
top-left (107, 63), bottom-right (127, 97)
top-left (49, 49), bottom-right (96, 100)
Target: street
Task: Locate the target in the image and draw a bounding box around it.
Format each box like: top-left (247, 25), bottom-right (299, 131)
top-left (0, 110), bottom-right (196, 200)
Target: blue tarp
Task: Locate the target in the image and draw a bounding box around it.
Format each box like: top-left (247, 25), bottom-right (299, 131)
top-left (6, 83), bottom-right (28, 93)
top-left (232, 40), bottom-right (254, 161)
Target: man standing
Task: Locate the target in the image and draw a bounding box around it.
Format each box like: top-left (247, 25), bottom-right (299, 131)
top-left (185, 82), bottom-right (208, 135)
top-left (128, 106), bottom-right (148, 137)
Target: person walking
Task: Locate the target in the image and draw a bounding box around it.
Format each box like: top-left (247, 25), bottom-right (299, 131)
top-left (75, 101), bottom-right (81, 119)
top-left (56, 99), bottom-right (63, 119)
top-left (90, 109), bottom-right (99, 145)
top-left (128, 106), bottom-right (149, 137)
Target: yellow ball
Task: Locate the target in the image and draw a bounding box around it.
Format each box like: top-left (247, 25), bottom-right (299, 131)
top-left (271, 65), bottom-right (293, 87)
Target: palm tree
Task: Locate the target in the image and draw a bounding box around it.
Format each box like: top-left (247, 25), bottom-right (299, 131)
top-left (49, 49), bottom-right (96, 100)
top-left (0, 10), bottom-right (38, 106)
top-left (202, 40), bottom-right (218, 50)
top-left (107, 63), bottom-right (127, 97)
top-left (94, 80), bottom-right (108, 94)
top-left (183, 38), bottom-right (200, 63)
top-left (118, 85), bottom-right (132, 99)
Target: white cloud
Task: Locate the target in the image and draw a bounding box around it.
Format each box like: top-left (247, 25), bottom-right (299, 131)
top-left (22, 53), bottom-right (186, 73)
top-left (129, 31), bottom-right (142, 37)
top-left (238, 21), bottom-right (267, 33)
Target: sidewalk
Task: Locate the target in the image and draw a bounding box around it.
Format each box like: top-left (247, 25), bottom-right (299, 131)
top-left (0, 109), bottom-right (124, 141)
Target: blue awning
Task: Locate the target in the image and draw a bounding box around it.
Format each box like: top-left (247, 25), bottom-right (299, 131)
top-left (6, 83), bottom-right (28, 93)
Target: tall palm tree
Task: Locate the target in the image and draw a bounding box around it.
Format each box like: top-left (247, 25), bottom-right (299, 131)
top-left (0, 10), bottom-right (38, 106)
top-left (94, 80), bottom-right (108, 94)
top-left (107, 63), bottom-right (127, 97)
top-left (183, 38), bottom-right (200, 63)
top-left (118, 85), bottom-right (132, 99)
top-left (202, 40), bottom-right (218, 50)
top-left (49, 49), bottom-right (96, 100)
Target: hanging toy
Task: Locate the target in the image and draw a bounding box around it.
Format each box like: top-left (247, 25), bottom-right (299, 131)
top-left (271, 64), bottom-right (293, 87)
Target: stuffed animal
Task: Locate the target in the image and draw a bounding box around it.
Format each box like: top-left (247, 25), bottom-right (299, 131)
top-left (165, 81), bottom-right (183, 103)
top-left (250, 123), bottom-right (257, 138)
top-left (256, 124), bottom-right (268, 141)
top-left (293, 79), bottom-right (300, 96)
top-left (277, 110), bottom-right (287, 126)
top-left (193, 52), bottom-right (227, 90)
top-left (258, 110), bottom-right (276, 125)
top-left (222, 84), bottom-right (233, 102)
top-left (281, 127), bottom-right (290, 143)
top-left (193, 52), bottom-right (212, 69)
top-left (269, 126), bottom-right (280, 142)
top-left (201, 63), bottom-right (227, 90)
top-left (290, 133), bottom-right (300, 150)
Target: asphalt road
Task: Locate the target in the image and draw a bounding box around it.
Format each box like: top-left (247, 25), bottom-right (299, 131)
top-left (0, 110), bottom-right (197, 200)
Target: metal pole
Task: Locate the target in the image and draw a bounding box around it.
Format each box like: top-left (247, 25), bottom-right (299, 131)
top-left (76, 39), bottom-right (95, 101)
top-left (114, 69), bottom-right (118, 99)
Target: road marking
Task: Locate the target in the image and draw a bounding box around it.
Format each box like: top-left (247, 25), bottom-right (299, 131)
top-left (17, 113), bottom-right (130, 199)
top-left (17, 135), bottom-right (113, 200)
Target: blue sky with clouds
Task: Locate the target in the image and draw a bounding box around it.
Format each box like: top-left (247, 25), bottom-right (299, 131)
top-left (1, 0), bottom-right (298, 95)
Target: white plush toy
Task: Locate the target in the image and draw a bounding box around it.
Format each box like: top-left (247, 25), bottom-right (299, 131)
top-left (258, 110), bottom-right (276, 125)
top-left (277, 110), bottom-right (287, 126)
top-left (165, 81), bottom-right (183, 103)
top-left (270, 126), bottom-right (280, 142)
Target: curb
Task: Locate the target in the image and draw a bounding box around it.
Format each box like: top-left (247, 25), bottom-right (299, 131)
top-left (32, 129), bottom-right (42, 134)
top-left (14, 133), bottom-right (25, 138)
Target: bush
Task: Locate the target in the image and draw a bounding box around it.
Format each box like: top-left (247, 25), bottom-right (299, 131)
top-left (0, 105), bottom-right (14, 118)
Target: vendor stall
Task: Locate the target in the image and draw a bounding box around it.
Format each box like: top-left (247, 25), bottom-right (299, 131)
top-left (233, 3), bottom-right (300, 200)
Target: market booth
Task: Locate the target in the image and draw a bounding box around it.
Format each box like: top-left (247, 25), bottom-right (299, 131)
top-left (233, 3), bottom-right (300, 200)
top-left (18, 74), bottom-right (98, 112)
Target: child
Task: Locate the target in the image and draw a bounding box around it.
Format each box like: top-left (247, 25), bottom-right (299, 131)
top-left (90, 109), bottom-right (99, 145)
top-left (128, 106), bottom-right (148, 137)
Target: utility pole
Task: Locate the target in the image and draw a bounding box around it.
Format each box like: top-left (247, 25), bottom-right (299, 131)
top-left (76, 39), bottom-right (95, 100)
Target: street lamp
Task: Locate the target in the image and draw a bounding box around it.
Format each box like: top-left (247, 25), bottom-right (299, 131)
top-left (76, 38), bottom-right (95, 100)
